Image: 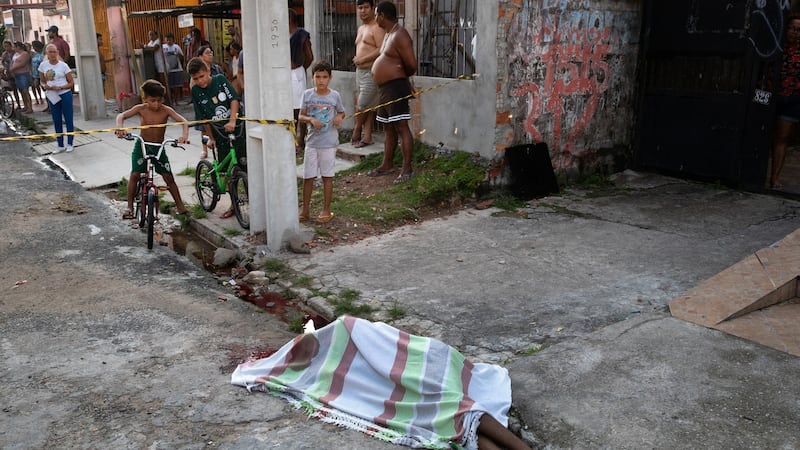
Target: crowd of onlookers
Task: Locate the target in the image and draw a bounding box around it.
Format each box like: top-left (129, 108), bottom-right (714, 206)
top-left (0, 25), bottom-right (70, 114)
top-left (142, 23), bottom-right (243, 106)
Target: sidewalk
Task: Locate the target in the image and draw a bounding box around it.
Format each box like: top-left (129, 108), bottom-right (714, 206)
top-left (24, 97), bottom-right (376, 249)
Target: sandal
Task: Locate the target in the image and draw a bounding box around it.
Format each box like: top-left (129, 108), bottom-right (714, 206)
top-left (393, 172), bottom-right (414, 185)
top-left (316, 212), bottom-right (334, 223)
top-left (353, 141), bottom-right (373, 148)
top-left (219, 209), bottom-right (235, 219)
top-left (122, 209), bottom-right (134, 220)
top-left (367, 167), bottom-right (396, 177)
top-left (299, 212), bottom-right (309, 222)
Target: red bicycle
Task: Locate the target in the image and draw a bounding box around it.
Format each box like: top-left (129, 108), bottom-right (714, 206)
top-left (122, 133), bottom-right (185, 249)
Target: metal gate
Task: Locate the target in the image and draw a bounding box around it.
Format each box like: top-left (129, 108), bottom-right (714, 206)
top-left (637, 0), bottom-right (789, 190)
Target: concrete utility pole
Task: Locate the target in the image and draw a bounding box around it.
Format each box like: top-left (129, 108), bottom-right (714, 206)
top-left (105, 0), bottom-right (133, 113)
top-left (69, 0), bottom-right (106, 119)
top-left (241, 0), bottom-right (300, 251)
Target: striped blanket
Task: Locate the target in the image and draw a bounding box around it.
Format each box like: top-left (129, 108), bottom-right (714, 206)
top-left (231, 316), bottom-right (512, 449)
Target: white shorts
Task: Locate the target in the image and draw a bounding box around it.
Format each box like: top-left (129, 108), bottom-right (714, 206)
top-left (303, 147), bottom-right (336, 179)
top-left (291, 66), bottom-right (306, 110)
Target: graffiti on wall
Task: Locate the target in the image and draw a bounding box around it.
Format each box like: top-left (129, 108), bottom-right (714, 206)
top-left (749, 0), bottom-right (791, 58)
top-left (509, 0), bottom-right (637, 171)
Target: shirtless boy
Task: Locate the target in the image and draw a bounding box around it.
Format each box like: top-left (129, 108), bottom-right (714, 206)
top-left (115, 80), bottom-right (190, 219)
top-left (351, 0), bottom-right (385, 148)
top-left (369, 1), bottom-right (417, 184)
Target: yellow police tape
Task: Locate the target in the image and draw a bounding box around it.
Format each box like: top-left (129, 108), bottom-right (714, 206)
top-left (0, 74), bottom-right (477, 142)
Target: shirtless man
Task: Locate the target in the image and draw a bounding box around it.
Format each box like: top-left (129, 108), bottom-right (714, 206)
top-left (351, 0), bottom-right (385, 148)
top-left (369, 1), bottom-right (417, 184)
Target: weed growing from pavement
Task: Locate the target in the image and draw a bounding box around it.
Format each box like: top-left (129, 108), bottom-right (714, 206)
top-left (287, 311), bottom-right (306, 334)
top-left (159, 199), bottom-right (175, 214)
top-left (330, 288), bottom-right (375, 317)
top-left (263, 258), bottom-right (288, 274)
top-left (493, 194), bottom-right (526, 211)
top-left (310, 289), bottom-right (332, 298)
top-left (518, 345), bottom-right (543, 356)
top-left (388, 301), bottom-right (406, 321)
top-left (223, 228), bottom-right (243, 237)
top-left (118, 177), bottom-right (128, 198)
top-left (295, 275), bottom-right (314, 288)
top-left (189, 204), bottom-right (207, 219)
top-left (176, 166), bottom-right (195, 176)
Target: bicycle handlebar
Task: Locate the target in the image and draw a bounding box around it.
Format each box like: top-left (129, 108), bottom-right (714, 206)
top-left (119, 133), bottom-right (186, 160)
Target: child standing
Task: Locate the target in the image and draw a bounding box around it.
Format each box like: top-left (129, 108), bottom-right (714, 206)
top-left (162, 33), bottom-right (184, 104)
top-left (115, 80), bottom-right (190, 220)
top-left (297, 61), bottom-right (345, 223)
top-left (188, 56), bottom-right (245, 220)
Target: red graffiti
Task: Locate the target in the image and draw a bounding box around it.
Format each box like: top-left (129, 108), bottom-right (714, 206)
top-left (514, 23), bottom-right (612, 170)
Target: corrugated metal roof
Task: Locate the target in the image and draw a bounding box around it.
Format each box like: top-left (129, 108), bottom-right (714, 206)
top-left (127, 0), bottom-right (240, 19)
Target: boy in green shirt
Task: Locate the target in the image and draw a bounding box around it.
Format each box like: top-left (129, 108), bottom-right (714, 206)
top-left (188, 57), bottom-right (246, 219)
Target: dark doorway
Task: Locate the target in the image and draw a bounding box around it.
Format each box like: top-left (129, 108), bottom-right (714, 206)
top-left (636, 0), bottom-right (789, 192)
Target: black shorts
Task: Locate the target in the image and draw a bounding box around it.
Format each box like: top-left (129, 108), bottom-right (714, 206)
top-left (777, 95), bottom-right (800, 123)
top-left (376, 78), bottom-right (412, 123)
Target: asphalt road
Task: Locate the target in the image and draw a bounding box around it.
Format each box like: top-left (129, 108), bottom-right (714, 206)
top-left (5, 123), bottom-right (800, 449)
top-left (0, 139), bottom-right (399, 449)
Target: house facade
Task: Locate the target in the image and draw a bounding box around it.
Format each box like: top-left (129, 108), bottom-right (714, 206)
top-left (312, 0), bottom-right (643, 182)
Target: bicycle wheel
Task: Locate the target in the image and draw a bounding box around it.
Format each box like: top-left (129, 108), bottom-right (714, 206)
top-left (0, 90), bottom-right (14, 119)
top-left (230, 171), bottom-right (250, 230)
top-left (146, 188), bottom-right (156, 249)
top-left (135, 179), bottom-right (146, 229)
top-left (195, 160), bottom-right (219, 212)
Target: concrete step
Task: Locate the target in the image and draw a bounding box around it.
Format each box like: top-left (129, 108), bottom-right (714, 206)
top-left (336, 133), bottom-right (384, 162)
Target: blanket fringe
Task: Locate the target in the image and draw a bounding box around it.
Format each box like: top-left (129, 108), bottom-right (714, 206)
top-left (278, 391), bottom-right (458, 449)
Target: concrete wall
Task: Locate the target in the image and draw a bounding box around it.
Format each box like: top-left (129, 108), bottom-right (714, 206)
top-left (327, 1), bottom-right (499, 157)
top-left (322, 0), bottom-right (642, 179)
top-left (499, 0), bottom-right (642, 177)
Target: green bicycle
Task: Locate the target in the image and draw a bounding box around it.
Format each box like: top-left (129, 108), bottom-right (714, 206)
top-left (195, 133), bottom-right (249, 229)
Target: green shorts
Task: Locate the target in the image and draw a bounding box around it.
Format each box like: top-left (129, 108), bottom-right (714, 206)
top-left (132, 140), bottom-right (172, 175)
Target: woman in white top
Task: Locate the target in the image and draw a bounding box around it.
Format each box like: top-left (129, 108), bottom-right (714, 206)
top-left (38, 43), bottom-right (75, 153)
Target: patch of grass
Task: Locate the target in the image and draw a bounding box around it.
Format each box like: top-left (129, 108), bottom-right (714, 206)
top-left (339, 288), bottom-right (360, 302)
top-left (387, 301), bottom-right (406, 321)
top-left (517, 345), bottom-right (544, 356)
top-left (330, 288), bottom-right (374, 317)
top-left (492, 194), bottom-right (526, 211)
top-left (578, 173), bottom-right (612, 188)
top-left (118, 177), bottom-right (128, 199)
top-left (287, 312), bottom-right (306, 334)
top-left (310, 289), bottom-right (332, 298)
top-left (189, 204), bottom-right (207, 219)
top-left (223, 228), bottom-right (243, 237)
top-left (177, 166), bottom-right (195, 176)
top-left (263, 258), bottom-right (288, 273)
top-left (159, 200), bottom-right (176, 214)
top-left (325, 141), bottom-right (486, 226)
top-left (295, 275), bottom-right (314, 288)
top-left (313, 227), bottom-right (331, 237)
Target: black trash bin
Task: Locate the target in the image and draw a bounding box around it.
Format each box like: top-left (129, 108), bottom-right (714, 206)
top-left (505, 143), bottom-right (559, 200)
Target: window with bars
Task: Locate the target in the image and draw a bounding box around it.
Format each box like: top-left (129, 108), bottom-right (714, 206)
top-left (317, 0), bottom-right (476, 78)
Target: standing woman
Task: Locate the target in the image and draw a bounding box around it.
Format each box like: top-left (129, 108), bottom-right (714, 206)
top-left (1, 40), bottom-right (21, 109)
top-left (39, 43), bottom-right (75, 154)
top-left (10, 41), bottom-right (33, 113)
top-left (30, 40), bottom-right (44, 105)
